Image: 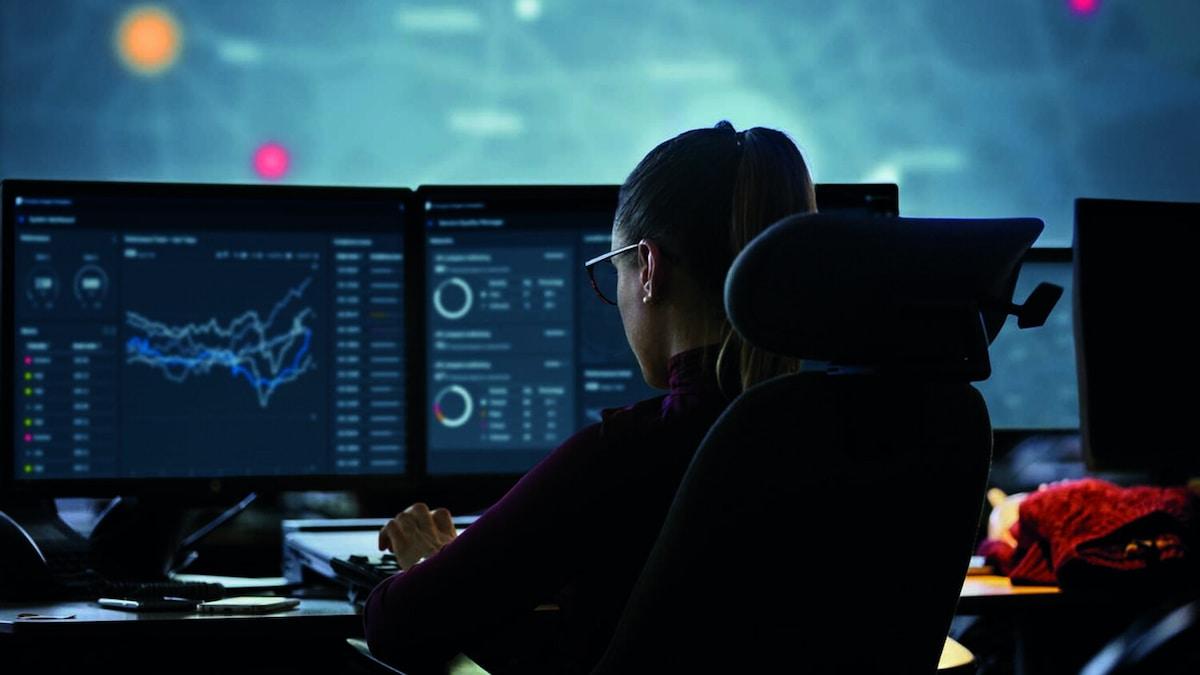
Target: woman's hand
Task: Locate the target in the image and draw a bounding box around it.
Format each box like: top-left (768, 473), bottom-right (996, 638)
top-left (378, 503), bottom-right (458, 570)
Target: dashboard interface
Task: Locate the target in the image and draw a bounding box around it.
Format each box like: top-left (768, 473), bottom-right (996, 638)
top-left (422, 187), bottom-right (652, 474)
top-left (7, 183), bottom-right (409, 481)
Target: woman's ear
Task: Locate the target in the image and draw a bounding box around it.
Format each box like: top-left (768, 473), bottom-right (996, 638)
top-left (637, 239), bottom-right (662, 302)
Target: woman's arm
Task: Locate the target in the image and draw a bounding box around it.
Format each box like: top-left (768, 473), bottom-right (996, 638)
top-left (363, 423), bottom-right (608, 671)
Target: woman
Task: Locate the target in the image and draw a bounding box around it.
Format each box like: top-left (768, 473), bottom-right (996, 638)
top-left (364, 121), bottom-right (816, 674)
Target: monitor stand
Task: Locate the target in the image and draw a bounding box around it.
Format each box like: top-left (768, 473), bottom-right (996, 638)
top-left (0, 498), bottom-right (187, 598)
top-left (89, 492), bottom-right (258, 580)
top-left (88, 496), bottom-right (191, 581)
top-left (0, 493), bottom-right (258, 600)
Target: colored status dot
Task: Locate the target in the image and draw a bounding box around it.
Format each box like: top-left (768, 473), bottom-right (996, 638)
top-left (24, 372), bottom-right (32, 380)
top-left (115, 6), bottom-right (183, 76)
top-left (24, 419), bottom-right (32, 427)
top-left (1069, 0), bottom-right (1098, 15)
top-left (24, 433), bottom-right (33, 442)
top-left (253, 142), bottom-right (291, 181)
top-left (24, 356), bottom-right (33, 365)
top-left (24, 464), bottom-right (33, 474)
top-left (24, 387), bottom-right (33, 396)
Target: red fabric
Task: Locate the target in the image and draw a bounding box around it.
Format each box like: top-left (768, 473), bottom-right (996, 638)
top-left (980, 478), bottom-right (1197, 588)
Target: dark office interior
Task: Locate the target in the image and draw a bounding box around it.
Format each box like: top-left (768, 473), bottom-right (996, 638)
top-left (1, 2), bottom-right (1199, 674)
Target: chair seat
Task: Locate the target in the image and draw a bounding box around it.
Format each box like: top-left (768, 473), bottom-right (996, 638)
top-left (348, 633), bottom-right (975, 675)
top-left (938, 636), bottom-right (977, 674)
top-left (346, 638), bottom-right (490, 675)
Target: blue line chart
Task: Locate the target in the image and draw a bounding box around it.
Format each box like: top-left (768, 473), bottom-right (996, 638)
top-left (124, 277), bottom-right (317, 408)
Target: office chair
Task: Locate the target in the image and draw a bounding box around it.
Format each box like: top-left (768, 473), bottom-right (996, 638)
top-left (1079, 598), bottom-right (1200, 675)
top-left (346, 637), bottom-right (490, 675)
top-left (590, 212), bottom-right (1057, 674)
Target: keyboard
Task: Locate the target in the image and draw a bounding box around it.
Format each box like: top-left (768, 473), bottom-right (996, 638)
top-left (97, 579), bottom-right (227, 601)
top-left (48, 564), bottom-right (228, 601)
top-left (328, 553), bottom-right (401, 597)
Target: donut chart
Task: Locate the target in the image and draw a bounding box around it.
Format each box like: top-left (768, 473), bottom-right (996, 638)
top-left (74, 264), bottom-right (110, 307)
top-left (26, 267), bottom-right (61, 308)
top-left (432, 277), bottom-right (473, 320)
top-left (432, 384), bottom-right (474, 429)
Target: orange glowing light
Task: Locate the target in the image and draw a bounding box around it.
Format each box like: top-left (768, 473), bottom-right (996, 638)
top-left (115, 6), bottom-right (182, 75)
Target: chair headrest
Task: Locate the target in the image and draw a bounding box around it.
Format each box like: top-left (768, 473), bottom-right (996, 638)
top-left (724, 213), bottom-right (1049, 380)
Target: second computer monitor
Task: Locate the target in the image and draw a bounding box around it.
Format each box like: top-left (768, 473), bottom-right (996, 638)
top-left (421, 186), bottom-right (624, 474)
top-left (419, 183), bottom-right (897, 475)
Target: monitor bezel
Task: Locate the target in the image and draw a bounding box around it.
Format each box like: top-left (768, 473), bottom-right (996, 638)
top-left (1, 178), bottom-right (421, 499)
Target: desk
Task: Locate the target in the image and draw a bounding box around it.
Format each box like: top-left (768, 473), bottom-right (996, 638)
top-left (0, 597), bottom-right (361, 675)
top-left (0, 575), bottom-right (1125, 675)
top-left (0, 597), bottom-right (358, 637)
top-left (958, 574), bottom-right (1061, 615)
top-left (954, 575), bottom-right (1195, 675)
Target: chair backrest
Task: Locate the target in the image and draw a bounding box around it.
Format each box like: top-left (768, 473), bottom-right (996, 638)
top-left (592, 213), bottom-right (1053, 673)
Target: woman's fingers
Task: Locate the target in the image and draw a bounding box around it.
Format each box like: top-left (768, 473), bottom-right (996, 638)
top-left (380, 518), bottom-right (407, 554)
top-left (404, 503), bottom-right (439, 541)
top-left (376, 503), bottom-right (456, 566)
top-left (431, 508), bottom-right (456, 539)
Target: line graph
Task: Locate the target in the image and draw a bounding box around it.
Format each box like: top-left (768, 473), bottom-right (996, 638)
top-left (125, 277), bottom-right (317, 408)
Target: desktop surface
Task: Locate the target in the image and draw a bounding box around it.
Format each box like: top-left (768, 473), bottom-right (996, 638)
top-left (0, 593), bottom-right (362, 675)
top-left (0, 596), bottom-right (358, 636)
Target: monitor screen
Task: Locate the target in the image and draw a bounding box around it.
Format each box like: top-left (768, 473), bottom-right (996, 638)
top-left (419, 183), bottom-right (898, 475)
top-left (1074, 197), bottom-right (1200, 478)
top-left (3, 180), bottom-right (411, 492)
top-left (974, 249), bottom-right (1078, 431)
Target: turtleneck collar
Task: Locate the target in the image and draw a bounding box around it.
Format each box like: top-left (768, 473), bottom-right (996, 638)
top-left (665, 345), bottom-right (722, 396)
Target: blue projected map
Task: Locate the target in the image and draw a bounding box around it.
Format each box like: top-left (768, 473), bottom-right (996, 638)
top-left (124, 277), bottom-right (316, 408)
top-left (2, 1), bottom-right (1198, 244)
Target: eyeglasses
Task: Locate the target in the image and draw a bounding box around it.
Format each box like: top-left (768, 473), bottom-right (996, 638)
top-left (583, 242), bottom-right (639, 305)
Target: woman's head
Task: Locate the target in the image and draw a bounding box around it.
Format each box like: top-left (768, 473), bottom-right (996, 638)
top-left (611, 121), bottom-right (816, 392)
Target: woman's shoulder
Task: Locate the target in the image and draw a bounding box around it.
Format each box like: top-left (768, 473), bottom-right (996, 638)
top-left (538, 395), bottom-right (668, 463)
top-left (597, 394), bottom-right (669, 437)
top-left (541, 389), bottom-right (723, 470)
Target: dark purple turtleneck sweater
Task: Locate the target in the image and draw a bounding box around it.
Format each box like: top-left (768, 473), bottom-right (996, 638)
top-left (364, 347), bottom-right (729, 673)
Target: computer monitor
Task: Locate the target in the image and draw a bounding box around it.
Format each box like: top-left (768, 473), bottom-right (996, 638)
top-left (418, 183), bottom-right (898, 475)
top-left (1074, 197), bottom-right (1200, 479)
top-left (973, 247), bottom-right (1078, 431)
top-left (1, 180), bottom-right (413, 497)
top-left (815, 183), bottom-right (898, 217)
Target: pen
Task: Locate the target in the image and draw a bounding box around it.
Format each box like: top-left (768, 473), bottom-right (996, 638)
top-left (97, 597), bottom-right (198, 612)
